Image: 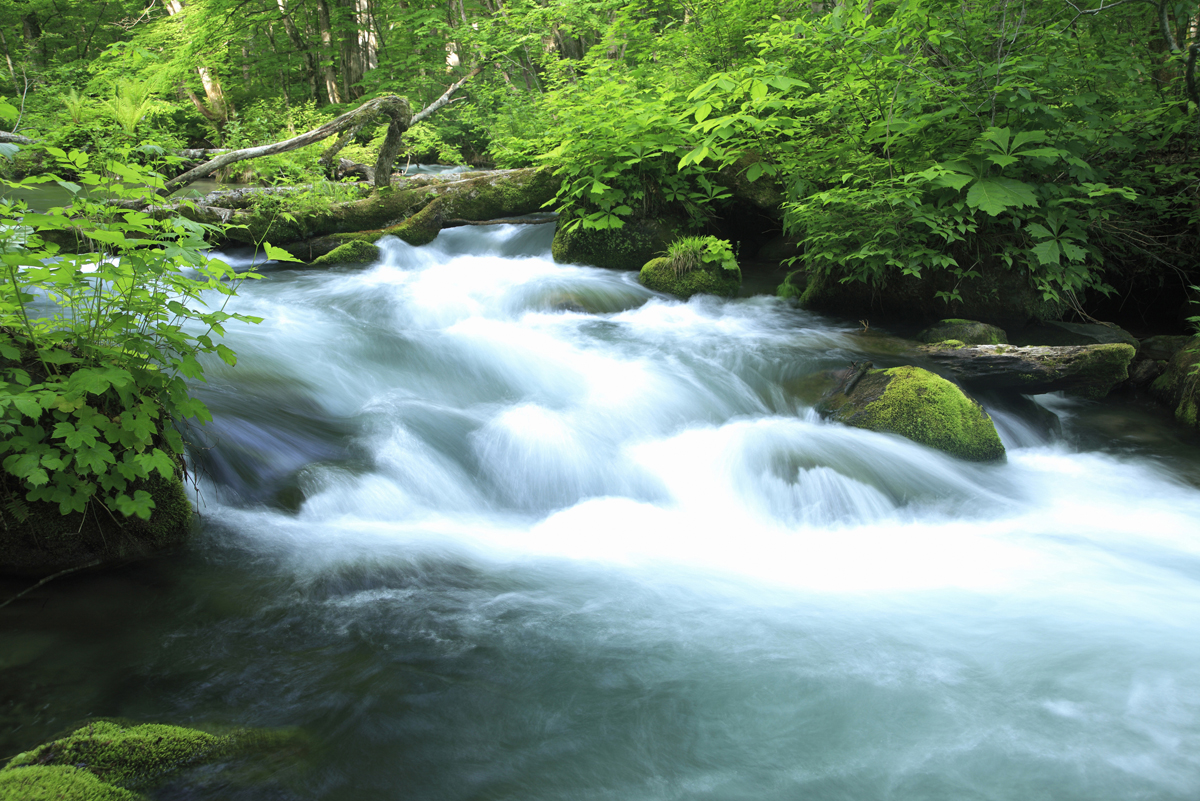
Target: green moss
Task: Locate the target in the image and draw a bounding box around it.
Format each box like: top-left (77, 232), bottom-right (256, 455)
top-left (310, 239), bottom-right (382, 267)
top-left (5, 722), bottom-right (229, 789)
top-left (638, 256), bottom-right (741, 299)
top-left (1065, 343), bottom-right (1136, 399)
top-left (821, 365), bottom-right (1005, 461)
top-left (1, 721), bottom-right (310, 801)
top-left (0, 765), bottom-right (143, 801)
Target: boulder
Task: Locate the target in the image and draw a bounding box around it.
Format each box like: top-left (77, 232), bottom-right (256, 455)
top-left (0, 466), bottom-right (192, 578)
top-left (918, 342), bottom-right (1136, 398)
top-left (917, 319), bottom-right (1007, 346)
top-left (309, 239), bottom-right (381, 267)
top-left (552, 216), bottom-right (681, 271)
top-left (638, 256), bottom-right (741, 300)
top-left (1148, 336), bottom-right (1200, 432)
top-left (817, 362), bottom-right (1005, 461)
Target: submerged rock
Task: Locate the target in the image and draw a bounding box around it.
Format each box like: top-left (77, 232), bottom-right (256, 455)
top-left (918, 342), bottom-right (1136, 398)
top-left (638, 256), bottom-right (741, 300)
top-left (817, 363), bottom-right (1005, 462)
top-left (917, 319), bottom-right (1007, 346)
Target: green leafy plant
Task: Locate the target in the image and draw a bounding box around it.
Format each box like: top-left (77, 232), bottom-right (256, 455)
top-left (0, 147), bottom-right (294, 521)
top-left (98, 80), bottom-right (159, 138)
top-left (663, 235), bottom-right (738, 277)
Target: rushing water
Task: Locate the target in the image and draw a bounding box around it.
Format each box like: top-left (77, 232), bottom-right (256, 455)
top-left (3, 224), bottom-right (1200, 800)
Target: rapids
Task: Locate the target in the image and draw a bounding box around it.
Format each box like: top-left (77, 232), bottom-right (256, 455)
top-left (3, 223), bottom-right (1199, 800)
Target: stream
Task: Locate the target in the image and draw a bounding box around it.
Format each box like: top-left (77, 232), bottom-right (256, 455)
top-left (3, 223), bottom-right (1200, 800)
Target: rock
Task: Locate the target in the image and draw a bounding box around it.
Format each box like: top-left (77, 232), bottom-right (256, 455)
top-left (1126, 357), bottom-right (1167, 389)
top-left (817, 362), bottom-right (1005, 461)
top-left (917, 319), bottom-right (1007, 345)
top-left (552, 216), bottom-right (681, 271)
top-left (1148, 336), bottom-right (1200, 432)
top-left (796, 267), bottom-right (1061, 329)
top-left (0, 720), bottom-right (308, 800)
top-left (714, 153), bottom-right (786, 217)
top-left (1139, 335), bottom-right (1192, 362)
top-left (918, 342), bottom-right (1136, 398)
top-left (1011, 320), bottom-right (1138, 350)
top-left (0, 466), bottom-right (192, 578)
top-left (309, 238), bottom-right (381, 267)
top-left (638, 256), bottom-right (741, 300)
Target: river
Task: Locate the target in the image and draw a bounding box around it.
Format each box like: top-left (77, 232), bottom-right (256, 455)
top-left (2, 223), bottom-right (1200, 800)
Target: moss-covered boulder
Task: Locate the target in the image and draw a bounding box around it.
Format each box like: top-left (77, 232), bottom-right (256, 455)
top-left (817, 363), bottom-right (1005, 461)
top-left (552, 217), bottom-right (681, 271)
top-left (639, 256), bottom-right (741, 299)
top-left (0, 465), bottom-right (192, 578)
top-left (918, 319), bottom-right (1007, 346)
top-left (1148, 336), bottom-right (1200, 432)
top-left (0, 720), bottom-right (307, 800)
top-left (309, 238), bottom-right (381, 267)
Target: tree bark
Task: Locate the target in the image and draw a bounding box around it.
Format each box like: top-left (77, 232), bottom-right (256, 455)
top-left (315, 0), bottom-right (344, 103)
top-left (276, 0), bottom-right (320, 100)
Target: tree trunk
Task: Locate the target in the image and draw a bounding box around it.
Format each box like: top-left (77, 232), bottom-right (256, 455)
top-left (315, 0), bottom-right (344, 103)
top-left (275, 0), bottom-right (319, 100)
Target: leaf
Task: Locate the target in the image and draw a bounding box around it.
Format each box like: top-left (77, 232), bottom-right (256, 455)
top-left (56, 180), bottom-right (83, 195)
top-left (264, 242), bottom-right (302, 263)
top-left (13, 396), bottom-right (42, 419)
top-left (746, 162), bottom-right (764, 182)
top-left (980, 127), bottom-right (1011, 153)
top-left (0, 143), bottom-right (20, 161)
top-left (216, 344), bottom-right (237, 366)
top-left (694, 104), bottom-right (712, 123)
top-left (966, 178), bottom-right (1038, 216)
top-left (1031, 240), bottom-right (1061, 266)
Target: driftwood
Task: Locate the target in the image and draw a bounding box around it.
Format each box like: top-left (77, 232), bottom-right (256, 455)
top-left (918, 343), bottom-right (1137, 398)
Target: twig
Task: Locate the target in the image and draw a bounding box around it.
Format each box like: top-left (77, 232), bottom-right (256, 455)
top-left (0, 559), bottom-right (101, 611)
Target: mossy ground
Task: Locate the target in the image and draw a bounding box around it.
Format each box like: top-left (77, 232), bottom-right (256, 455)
top-left (639, 256), bottom-right (741, 299)
top-left (821, 365), bottom-right (1005, 461)
top-left (0, 764), bottom-right (142, 800)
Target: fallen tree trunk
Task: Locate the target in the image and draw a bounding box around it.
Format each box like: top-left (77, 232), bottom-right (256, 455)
top-left (918, 342), bottom-right (1137, 398)
top-left (152, 167), bottom-right (559, 260)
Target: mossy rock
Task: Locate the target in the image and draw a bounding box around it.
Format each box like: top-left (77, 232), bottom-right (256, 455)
top-left (638, 256), bottom-right (741, 300)
top-left (309, 238), bottom-right (381, 267)
top-left (798, 268), bottom-right (1060, 329)
top-left (817, 363), bottom-right (1005, 462)
top-left (0, 465), bottom-right (192, 578)
top-left (0, 765), bottom-right (142, 800)
top-left (918, 319), bottom-right (1007, 346)
top-left (552, 217), bottom-right (682, 271)
top-left (1148, 336), bottom-right (1200, 432)
top-left (1, 720), bottom-right (309, 801)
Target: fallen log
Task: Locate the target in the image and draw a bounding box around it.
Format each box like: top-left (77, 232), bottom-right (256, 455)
top-left (918, 342), bottom-right (1137, 398)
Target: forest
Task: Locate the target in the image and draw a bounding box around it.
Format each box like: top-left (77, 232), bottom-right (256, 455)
top-left (1, 0), bottom-right (1197, 317)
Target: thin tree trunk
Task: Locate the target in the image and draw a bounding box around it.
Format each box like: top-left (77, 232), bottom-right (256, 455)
top-left (275, 0), bottom-right (320, 101)
top-left (0, 29), bottom-right (17, 90)
top-left (315, 0), bottom-right (343, 103)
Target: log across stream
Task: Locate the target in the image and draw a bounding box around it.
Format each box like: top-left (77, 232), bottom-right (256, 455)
top-left (2, 224), bottom-right (1200, 801)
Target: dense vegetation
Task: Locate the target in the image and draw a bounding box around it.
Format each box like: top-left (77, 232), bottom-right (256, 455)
top-left (3, 0), bottom-right (1197, 318)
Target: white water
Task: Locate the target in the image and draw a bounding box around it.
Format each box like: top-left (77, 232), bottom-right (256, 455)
top-left (164, 224), bottom-right (1200, 799)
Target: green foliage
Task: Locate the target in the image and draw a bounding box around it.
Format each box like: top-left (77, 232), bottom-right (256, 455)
top-left (0, 148), bottom-right (278, 521)
top-left (664, 235), bottom-right (738, 277)
top-left (98, 80), bottom-right (160, 138)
